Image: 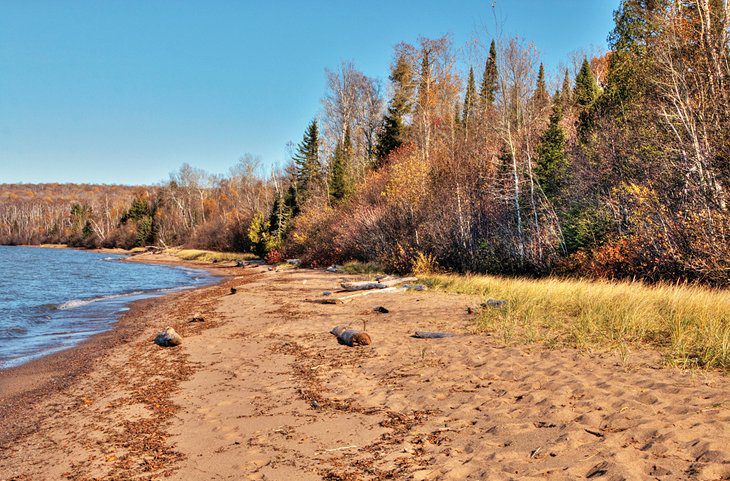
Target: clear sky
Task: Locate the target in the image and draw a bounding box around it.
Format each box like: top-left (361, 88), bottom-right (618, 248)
top-left (1, 1), bottom-right (618, 185)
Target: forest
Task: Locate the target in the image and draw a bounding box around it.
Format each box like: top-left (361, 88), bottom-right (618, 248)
top-left (2, 0), bottom-right (728, 286)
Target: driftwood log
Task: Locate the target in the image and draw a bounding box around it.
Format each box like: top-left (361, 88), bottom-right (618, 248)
top-left (340, 277), bottom-right (418, 292)
top-left (413, 331), bottom-right (456, 339)
top-left (331, 326), bottom-right (372, 346)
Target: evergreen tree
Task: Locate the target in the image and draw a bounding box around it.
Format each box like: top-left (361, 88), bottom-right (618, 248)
top-left (375, 51), bottom-right (414, 166)
top-left (480, 40), bottom-right (498, 108)
top-left (532, 63), bottom-right (550, 110)
top-left (329, 127), bottom-right (352, 203)
top-left (284, 182), bottom-right (299, 218)
top-left (560, 68), bottom-right (572, 106)
top-left (268, 189), bottom-right (291, 240)
top-left (293, 120), bottom-right (321, 202)
top-left (462, 67), bottom-right (478, 127)
top-left (535, 99), bottom-right (568, 201)
top-left (574, 58), bottom-right (600, 109)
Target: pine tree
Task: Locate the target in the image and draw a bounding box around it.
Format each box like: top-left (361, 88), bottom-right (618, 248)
top-left (462, 67), bottom-right (478, 127)
top-left (375, 51), bottom-right (414, 166)
top-left (480, 40), bottom-right (498, 108)
top-left (535, 99), bottom-right (568, 201)
top-left (293, 120), bottom-right (321, 202)
top-left (532, 63), bottom-right (550, 111)
top-left (329, 127), bottom-right (352, 203)
top-left (574, 58), bottom-right (600, 109)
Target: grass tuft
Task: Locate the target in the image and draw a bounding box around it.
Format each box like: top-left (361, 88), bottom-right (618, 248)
top-left (340, 261), bottom-right (386, 275)
top-left (421, 273), bottom-right (730, 371)
top-left (166, 248), bottom-right (257, 264)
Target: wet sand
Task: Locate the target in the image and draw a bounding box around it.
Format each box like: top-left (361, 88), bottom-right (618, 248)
top-left (1, 253), bottom-right (728, 480)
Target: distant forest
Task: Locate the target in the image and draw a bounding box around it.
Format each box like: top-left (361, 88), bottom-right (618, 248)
top-left (2, 0), bottom-right (728, 286)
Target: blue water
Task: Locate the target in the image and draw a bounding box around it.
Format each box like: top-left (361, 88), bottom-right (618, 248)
top-left (0, 246), bottom-right (215, 369)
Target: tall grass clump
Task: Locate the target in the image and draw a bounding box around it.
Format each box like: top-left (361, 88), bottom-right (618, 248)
top-left (421, 274), bottom-right (730, 371)
top-left (168, 248), bottom-right (257, 264)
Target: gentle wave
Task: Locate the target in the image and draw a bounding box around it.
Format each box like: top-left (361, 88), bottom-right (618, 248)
top-left (56, 291), bottom-right (145, 310)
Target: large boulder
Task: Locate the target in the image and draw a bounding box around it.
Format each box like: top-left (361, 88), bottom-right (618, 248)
top-left (154, 327), bottom-right (182, 347)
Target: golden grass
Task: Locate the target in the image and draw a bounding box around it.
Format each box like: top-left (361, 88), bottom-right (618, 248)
top-left (420, 273), bottom-right (730, 371)
top-left (340, 261), bottom-right (386, 275)
top-left (166, 248), bottom-right (257, 264)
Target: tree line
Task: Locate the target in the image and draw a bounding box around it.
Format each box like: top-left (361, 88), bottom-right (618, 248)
top-left (2, 0), bottom-right (728, 286)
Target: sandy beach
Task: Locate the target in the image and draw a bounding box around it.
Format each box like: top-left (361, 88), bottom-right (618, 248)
top-left (1, 252), bottom-right (728, 480)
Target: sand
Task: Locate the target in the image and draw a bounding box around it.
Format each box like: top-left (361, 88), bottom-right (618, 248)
top-left (1, 253), bottom-right (728, 480)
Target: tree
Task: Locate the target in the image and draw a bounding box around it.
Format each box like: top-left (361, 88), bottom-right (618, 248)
top-left (293, 120), bottom-right (322, 202)
top-left (329, 127), bottom-right (353, 203)
top-left (574, 58), bottom-right (600, 109)
top-left (375, 47), bottom-right (415, 165)
top-left (535, 100), bottom-right (568, 201)
top-left (559, 68), bottom-right (572, 106)
top-left (480, 39), bottom-right (498, 108)
top-left (533, 63), bottom-right (550, 109)
top-left (462, 67), bottom-right (478, 129)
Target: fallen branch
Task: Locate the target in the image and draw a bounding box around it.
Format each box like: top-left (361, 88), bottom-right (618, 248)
top-left (308, 287), bottom-right (407, 304)
top-left (413, 331), bottom-right (456, 339)
top-left (340, 277), bottom-right (417, 292)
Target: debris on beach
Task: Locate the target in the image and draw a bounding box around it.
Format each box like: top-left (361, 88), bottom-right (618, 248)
top-left (322, 291), bottom-right (333, 296)
top-left (230, 287), bottom-right (237, 295)
top-left (483, 299), bottom-right (507, 308)
top-left (374, 306), bottom-right (389, 313)
top-left (404, 284), bottom-right (426, 291)
top-left (309, 286), bottom-right (407, 305)
top-left (325, 265), bottom-right (342, 272)
top-left (190, 314), bottom-right (205, 322)
top-left (340, 276), bottom-right (417, 292)
top-left (413, 331), bottom-right (456, 339)
top-left (286, 258), bottom-right (301, 265)
top-left (154, 327), bottom-right (183, 347)
top-left (330, 325), bottom-right (372, 346)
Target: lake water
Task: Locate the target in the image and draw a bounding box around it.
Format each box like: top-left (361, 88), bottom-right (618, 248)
top-left (0, 246), bottom-right (215, 368)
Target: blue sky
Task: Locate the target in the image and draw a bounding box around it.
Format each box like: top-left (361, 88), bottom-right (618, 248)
top-left (1, 1), bottom-right (618, 185)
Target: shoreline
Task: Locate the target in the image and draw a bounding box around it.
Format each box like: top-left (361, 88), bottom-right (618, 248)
top-left (1, 254), bottom-right (728, 479)
top-left (0, 251), bottom-right (238, 447)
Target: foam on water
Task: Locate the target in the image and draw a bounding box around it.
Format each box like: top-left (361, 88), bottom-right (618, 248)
top-left (0, 246), bottom-right (216, 368)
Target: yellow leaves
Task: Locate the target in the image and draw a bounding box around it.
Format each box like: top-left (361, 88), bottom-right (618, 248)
top-left (411, 251), bottom-right (439, 275)
top-left (382, 148), bottom-right (430, 207)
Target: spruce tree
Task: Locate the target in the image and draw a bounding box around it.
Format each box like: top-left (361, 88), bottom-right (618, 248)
top-left (268, 189), bottom-right (291, 241)
top-left (574, 58), bottom-right (600, 109)
top-left (375, 51), bottom-right (414, 166)
top-left (329, 127), bottom-right (352, 203)
top-left (480, 40), bottom-right (498, 108)
top-left (560, 68), bottom-right (572, 106)
top-left (535, 99), bottom-right (568, 201)
top-left (293, 120), bottom-right (321, 201)
top-left (462, 67), bottom-right (478, 127)
top-left (533, 63), bottom-right (550, 110)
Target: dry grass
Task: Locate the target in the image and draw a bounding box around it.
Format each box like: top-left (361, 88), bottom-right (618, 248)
top-left (166, 248), bottom-right (257, 264)
top-left (340, 261), bottom-right (386, 275)
top-left (420, 274), bottom-right (730, 371)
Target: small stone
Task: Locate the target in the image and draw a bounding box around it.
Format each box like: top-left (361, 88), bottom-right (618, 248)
top-left (322, 291), bottom-right (332, 296)
top-left (230, 287), bottom-right (237, 295)
top-left (310, 399), bottom-right (320, 409)
top-left (190, 314), bottom-right (204, 322)
top-left (154, 327), bottom-right (182, 347)
top-left (484, 299), bottom-right (507, 308)
top-left (374, 306), bottom-right (389, 313)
